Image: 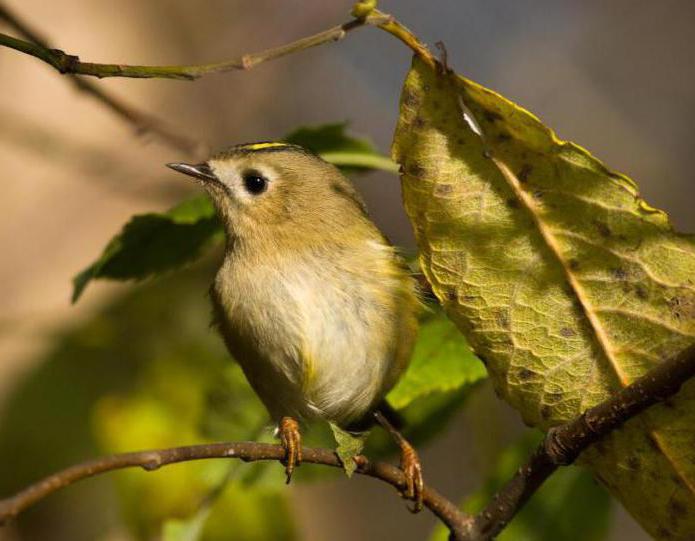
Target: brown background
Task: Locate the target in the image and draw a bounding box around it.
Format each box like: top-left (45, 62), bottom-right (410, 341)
top-left (3, 1), bottom-right (695, 539)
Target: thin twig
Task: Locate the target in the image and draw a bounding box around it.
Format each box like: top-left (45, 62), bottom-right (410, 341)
top-left (0, 442), bottom-right (470, 538)
top-left (0, 9), bottom-right (433, 82)
top-left (0, 2), bottom-right (203, 157)
top-left (466, 342), bottom-right (695, 541)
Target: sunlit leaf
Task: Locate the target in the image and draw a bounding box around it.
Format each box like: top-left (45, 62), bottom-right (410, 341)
top-left (387, 307), bottom-right (486, 410)
top-left (393, 56), bottom-right (695, 539)
top-left (430, 433), bottom-right (612, 541)
top-left (330, 423), bottom-right (368, 478)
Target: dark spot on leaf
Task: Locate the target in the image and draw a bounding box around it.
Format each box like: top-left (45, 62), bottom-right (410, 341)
top-left (484, 110), bottom-right (502, 123)
top-left (540, 405), bottom-right (553, 420)
top-left (497, 132), bottom-right (511, 143)
top-left (414, 116), bottom-right (426, 129)
top-left (506, 198), bottom-right (520, 209)
top-left (594, 221), bottom-right (611, 238)
top-left (434, 184), bottom-right (454, 197)
top-left (613, 268), bottom-right (628, 280)
top-left (495, 309), bottom-right (510, 329)
top-left (560, 327), bottom-right (575, 338)
top-left (408, 163), bottom-right (425, 177)
top-left (668, 295), bottom-right (695, 321)
top-left (656, 527), bottom-right (674, 539)
top-left (517, 164), bottom-right (533, 183)
top-left (402, 90), bottom-right (420, 108)
top-left (670, 498), bottom-right (688, 521)
top-left (626, 456), bottom-right (641, 471)
top-left (456, 137), bottom-right (465, 145)
top-left (635, 284), bottom-right (648, 299)
top-left (447, 288), bottom-right (457, 301)
top-left (517, 368), bottom-right (534, 381)
top-left (569, 259), bottom-right (580, 271)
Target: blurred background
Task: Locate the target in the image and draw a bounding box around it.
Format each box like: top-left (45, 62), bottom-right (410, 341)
top-left (2, 1), bottom-right (694, 539)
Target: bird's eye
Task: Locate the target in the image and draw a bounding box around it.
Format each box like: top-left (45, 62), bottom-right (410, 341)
top-left (242, 170), bottom-right (268, 195)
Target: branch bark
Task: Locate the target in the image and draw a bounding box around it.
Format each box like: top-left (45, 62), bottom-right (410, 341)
top-left (0, 8), bottom-right (434, 81)
top-left (465, 342), bottom-right (695, 541)
top-left (0, 441), bottom-right (470, 537)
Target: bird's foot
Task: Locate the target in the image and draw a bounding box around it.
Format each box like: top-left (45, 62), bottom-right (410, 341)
top-left (373, 410), bottom-right (424, 513)
top-left (278, 416), bottom-right (302, 483)
top-left (399, 438), bottom-right (424, 513)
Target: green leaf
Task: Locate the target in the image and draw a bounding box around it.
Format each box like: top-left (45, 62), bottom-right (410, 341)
top-left (71, 195), bottom-right (220, 302)
top-left (329, 422), bottom-right (368, 478)
top-left (284, 122), bottom-right (397, 173)
top-left (430, 433), bottom-right (612, 541)
top-left (72, 123), bottom-right (396, 302)
top-left (394, 56), bottom-right (695, 539)
top-left (387, 307), bottom-right (486, 410)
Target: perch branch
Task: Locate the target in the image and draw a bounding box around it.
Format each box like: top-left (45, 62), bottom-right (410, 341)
top-left (0, 7), bottom-right (434, 82)
top-left (1, 344), bottom-right (694, 540)
top-left (0, 442), bottom-right (470, 537)
top-left (466, 342), bottom-right (695, 541)
top-left (0, 2), bottom-right (202, 157)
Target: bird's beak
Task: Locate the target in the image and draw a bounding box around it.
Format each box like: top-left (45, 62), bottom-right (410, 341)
top-left (166, 162), bottom-right (217, 183)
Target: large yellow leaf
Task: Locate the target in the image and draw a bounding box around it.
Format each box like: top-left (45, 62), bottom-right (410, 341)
top-left (393, 56), bottom-right (695, 540)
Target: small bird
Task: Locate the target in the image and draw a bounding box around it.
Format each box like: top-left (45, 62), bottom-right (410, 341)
top-left (168, 142), bottom-right (424, 509)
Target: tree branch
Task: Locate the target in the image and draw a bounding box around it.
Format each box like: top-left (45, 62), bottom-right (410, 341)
top-left (0, 442), bottom-right (470, 538)
top-left (0, 2), bottom-right (203, 157)
top-left (1, 343), bottom-right (693, 540)
top-left (465, 342), bottom-right (695, 541)
top-left (0, 8), bottom-right (434, 82)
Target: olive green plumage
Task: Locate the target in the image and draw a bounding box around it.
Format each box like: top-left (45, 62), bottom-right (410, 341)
top-left (170, 143), bottom-right (420, 428)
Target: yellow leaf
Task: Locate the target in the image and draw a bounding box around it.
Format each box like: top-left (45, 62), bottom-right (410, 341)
top-left (393, 56), bottom-right (695, 540)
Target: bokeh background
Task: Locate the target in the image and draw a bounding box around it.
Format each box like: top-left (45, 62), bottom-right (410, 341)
top-left (2, 1), bottom-right (694, 539)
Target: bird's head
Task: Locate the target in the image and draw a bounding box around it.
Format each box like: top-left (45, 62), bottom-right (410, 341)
top-left (167, 142), bottom-right (367, 244)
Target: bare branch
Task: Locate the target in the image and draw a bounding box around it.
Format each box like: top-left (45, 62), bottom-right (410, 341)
top-left (0, 9), bottom-right (434, 82)
top-left (466, 342), bottom-right (695, 541)
top-left (0, 442), bottom-right (470, 538)
top-left (0, 2), bottom-right (203, 157)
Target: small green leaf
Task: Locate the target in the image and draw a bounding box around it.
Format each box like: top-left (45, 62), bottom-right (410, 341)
top-left (387, 308), bottom-right (486, 410)
top-left (329, 422), bottom-right (368, 478)
top-left (71, 195), bottom-right (220, 302)
top-left (430, 433), bottom-right (612, 541)
top-left (284, 122), bottom-right (396, 173)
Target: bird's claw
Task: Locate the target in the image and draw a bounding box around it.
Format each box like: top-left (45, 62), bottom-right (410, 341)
top-left (400, 440), bottom-right (424, 513)
top-left (279, 416), bottom-right (302, 483)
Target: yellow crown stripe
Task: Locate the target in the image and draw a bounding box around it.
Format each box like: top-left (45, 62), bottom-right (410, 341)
top-left (239, 142), bottom-right (290, 151)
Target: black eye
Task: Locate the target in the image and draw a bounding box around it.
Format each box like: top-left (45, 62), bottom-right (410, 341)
top-left (242, 171), bottom-right (268, 195)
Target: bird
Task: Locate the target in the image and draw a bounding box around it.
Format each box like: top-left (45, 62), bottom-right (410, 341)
top-left (167, 141), bottom-right (424, 510)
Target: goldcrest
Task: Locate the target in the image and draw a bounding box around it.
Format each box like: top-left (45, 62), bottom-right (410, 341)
top-left (168, 142), bottom-right (424, 508)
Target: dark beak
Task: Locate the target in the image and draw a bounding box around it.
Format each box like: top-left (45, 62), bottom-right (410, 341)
top-left (166, 162), bottom-right (217, 183)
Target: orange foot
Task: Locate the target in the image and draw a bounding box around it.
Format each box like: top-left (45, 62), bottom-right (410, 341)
top-left (279, 416), bottom-right (302, 483)
top-left (373, 410), bottom-right (424, 513)
top-left (399, 438), bottom-right (424, 513)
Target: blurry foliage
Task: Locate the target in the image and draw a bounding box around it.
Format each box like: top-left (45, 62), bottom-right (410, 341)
top-left (430, 433), bottom-right (612, 541)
